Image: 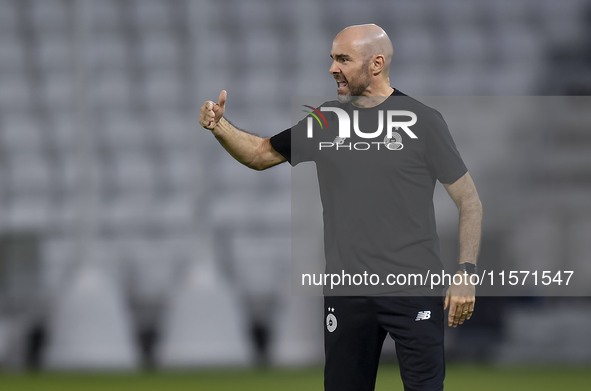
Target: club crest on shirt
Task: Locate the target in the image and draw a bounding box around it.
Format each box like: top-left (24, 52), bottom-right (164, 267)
top-left (326, 307), bottom-right (337, 332)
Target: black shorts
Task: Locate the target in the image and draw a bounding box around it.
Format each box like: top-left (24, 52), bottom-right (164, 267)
top-left (324, 296), bottom-right (445, 391)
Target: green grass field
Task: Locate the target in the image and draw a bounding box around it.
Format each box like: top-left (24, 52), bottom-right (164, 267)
top-left (1, 364), bottom-right (590, 390)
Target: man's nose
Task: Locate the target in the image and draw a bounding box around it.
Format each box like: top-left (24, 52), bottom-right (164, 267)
top-left (329, 61), bottom-right (340, 75)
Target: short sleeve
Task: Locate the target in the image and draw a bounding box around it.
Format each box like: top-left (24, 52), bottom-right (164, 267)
top-left (425, 111), bottom-right (468, 184)
top-left (270, 128), bottom-right (291, 164)
top-left (270, 115), bottom-right (315, 167)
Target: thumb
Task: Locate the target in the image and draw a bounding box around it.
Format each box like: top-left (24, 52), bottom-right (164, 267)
top-left (444, 291), bottom-right (450, 310)
top-left (218, 90), bottom-right (227, 108)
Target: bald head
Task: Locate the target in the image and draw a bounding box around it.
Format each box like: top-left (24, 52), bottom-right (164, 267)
top-left (335, 24), bottom-right (393, 75)
top-left (329, 24), bottom-right (394, 102)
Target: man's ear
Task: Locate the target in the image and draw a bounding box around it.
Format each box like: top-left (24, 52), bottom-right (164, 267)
top-left (372, 55), bottom-right (385, 75)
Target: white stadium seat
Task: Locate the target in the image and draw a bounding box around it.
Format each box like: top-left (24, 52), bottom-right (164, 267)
top-left (28, 0), bottom-right (69, 32)
top-left (1, 115), bottom-right (44, 152)
top-left (141, 70), bottom-right (183, 109)
top-left (5, 195), bottom-right (52, 230)
top-left (91, 33), bottom-right (129, 70)
top-left (0, 74), bottom-right (32, 112)
top-left (92, 71), bottom-right (134, 109)
top-left (0, 36), bottom-right (26, 70)
top-left (110, 153), bottom-right (157, 192)
top-left (131, 0), bottom-right (172, 30)
top-left (40, 71), bottom-right (72, 111)
top-left (90, 0), bottom-right (122, 31)
top-left (35, 33), bottom-right (71, 71)
top-left (6, 154), bottom-right (53, 195)
top-left (0, 0), bottom-right (18, 36)
top-left (101, 113), bottom-right (149, 150)
top-left (137, 33), bottom-right (180, 69)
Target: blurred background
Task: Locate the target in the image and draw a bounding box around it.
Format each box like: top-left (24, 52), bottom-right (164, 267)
top-left (0, 0), bottom-right (590, 383)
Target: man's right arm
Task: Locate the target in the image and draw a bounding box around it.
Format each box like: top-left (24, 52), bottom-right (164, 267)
top-left (199, 90), bottom-right (286, 171)
top-left (210, 117), bottom-right (286, 171)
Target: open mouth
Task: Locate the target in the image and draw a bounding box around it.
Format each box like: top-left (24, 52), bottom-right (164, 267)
top-left (337, 81), bottom-right (348, 90)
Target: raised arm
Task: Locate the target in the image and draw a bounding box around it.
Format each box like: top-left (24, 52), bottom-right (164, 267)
top-left (199, 90), bottom-right (286, 171)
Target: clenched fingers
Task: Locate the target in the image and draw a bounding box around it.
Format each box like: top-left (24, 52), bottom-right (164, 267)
top-left (200, 101), bottom-right (216, 129)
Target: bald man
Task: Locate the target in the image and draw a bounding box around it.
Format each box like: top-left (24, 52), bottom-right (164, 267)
top-left (200, 24), bottom-right (482, 391)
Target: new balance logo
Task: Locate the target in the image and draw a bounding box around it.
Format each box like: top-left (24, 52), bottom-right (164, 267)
top-left (415, 311), bottom-right (431, 321)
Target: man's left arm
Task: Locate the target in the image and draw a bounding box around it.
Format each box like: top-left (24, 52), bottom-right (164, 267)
top-left (443, 171), bottom-right (483, 327)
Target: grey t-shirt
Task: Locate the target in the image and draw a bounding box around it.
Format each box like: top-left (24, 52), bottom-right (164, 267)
top-left (271, 90), bottom-right (467, 295)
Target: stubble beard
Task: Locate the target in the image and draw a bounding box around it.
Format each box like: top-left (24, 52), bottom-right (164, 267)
top-left (337, 67), bottom-right (372, 104)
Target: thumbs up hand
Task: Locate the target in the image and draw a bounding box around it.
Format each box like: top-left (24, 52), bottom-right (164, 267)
top-left (200, 90), bottom-right (227, 130)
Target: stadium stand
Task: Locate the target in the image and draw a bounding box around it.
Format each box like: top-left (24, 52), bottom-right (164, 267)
top-left (0, 0), bottom-right (589, 369)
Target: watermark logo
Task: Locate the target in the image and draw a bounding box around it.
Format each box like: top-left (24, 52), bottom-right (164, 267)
top-left (305, 106), bottom-right (417, 150)
top-left (302, 105), bottom-right (329, 137)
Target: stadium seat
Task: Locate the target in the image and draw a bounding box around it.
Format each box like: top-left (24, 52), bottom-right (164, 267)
top-left (28, 0), bottom-right (69, 33)
top-left (199, 35), bottom-right (232, 68)
top-left (270, 294), bottom-right (324, 367)
top-left (0, 0), bottom-right (18, 36)
top-left (0, 74), bottom-right (33, 113)
top-left (242, 69), bottom-right (281, 107)
top-left (392, 28), bottom-right (439, 68)
top-left (507, 215), bottom-right (562, 279)
top-left (211, 192), bottom-right (290, 229)
top-left (432, 0), bottom-right (482, 24)
top-left (0, 37), bottom-right (26, 72)
top-left (156, 255), bottom-right (254, 368)
top-left (47, 113), bottom-right (77, 151)
top-left (40, 71), bottom-right (73, 111)
top-left (131, 0), bottom-right (173, 30)
top-left (230, 235), bottom-right (291, 296)
top-left (100, 194), bottom-right (153, 233)
top-left (91, 33), bottom-right (129, 71)
top-left (41, 237), bottom-right (77, 297)
top-left (494, 24), bottom-right (544, 64)
top-left (231, 0), bottom-right (276, 29)
top-left (389, 1), bottom-right (432, 27)
top-left (93, 71), bottom-right (134, 110)
top-left (486, 65), bottom-right (540, 95)
top-left (43, 263), bottom-right (141, 370)
top-left (242, 30), bottom-right (282, 68)
top-left (35, 33), bottom-right (71, 72)
top-left (90, 0), bottom-right (122, 31)
top-left (432, 66), bottom-right (482, 95)
top-left (101, 113), bottom-right (149, 150)
top-left (50, 196), bottom-right (78, 231)
top-left (109, 152), bottom-right (157, 193)
top-left (4, 195), bottom-right (52, 231)
top-left (160, 150), bottom-right (200, 192)
top-left (214, 154), bottom-right (265, 192)
top-left (136, 32), bottom-right (180, 70)
top-left (6, 154), bottom-right (53, 195)
top-left (149, 194), bottom-right (196, 231)
top-left (148, 111), bottom-right (193, 149)
top-left (121, 238), bottom-right (177, 303)
top-left (482, 0), bottom-right (532, 22)
top-left (568, 217), bottom-right (591, 286)
top-left (141, 70), bottom-right (183, 110)
top-left (444, 25), bottom-right (489, 66)
top-left (0, 114), bottom-right (45, 152)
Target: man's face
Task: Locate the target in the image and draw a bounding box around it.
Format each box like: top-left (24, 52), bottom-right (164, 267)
top-left (329, 37), bottom-right (371, 103)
